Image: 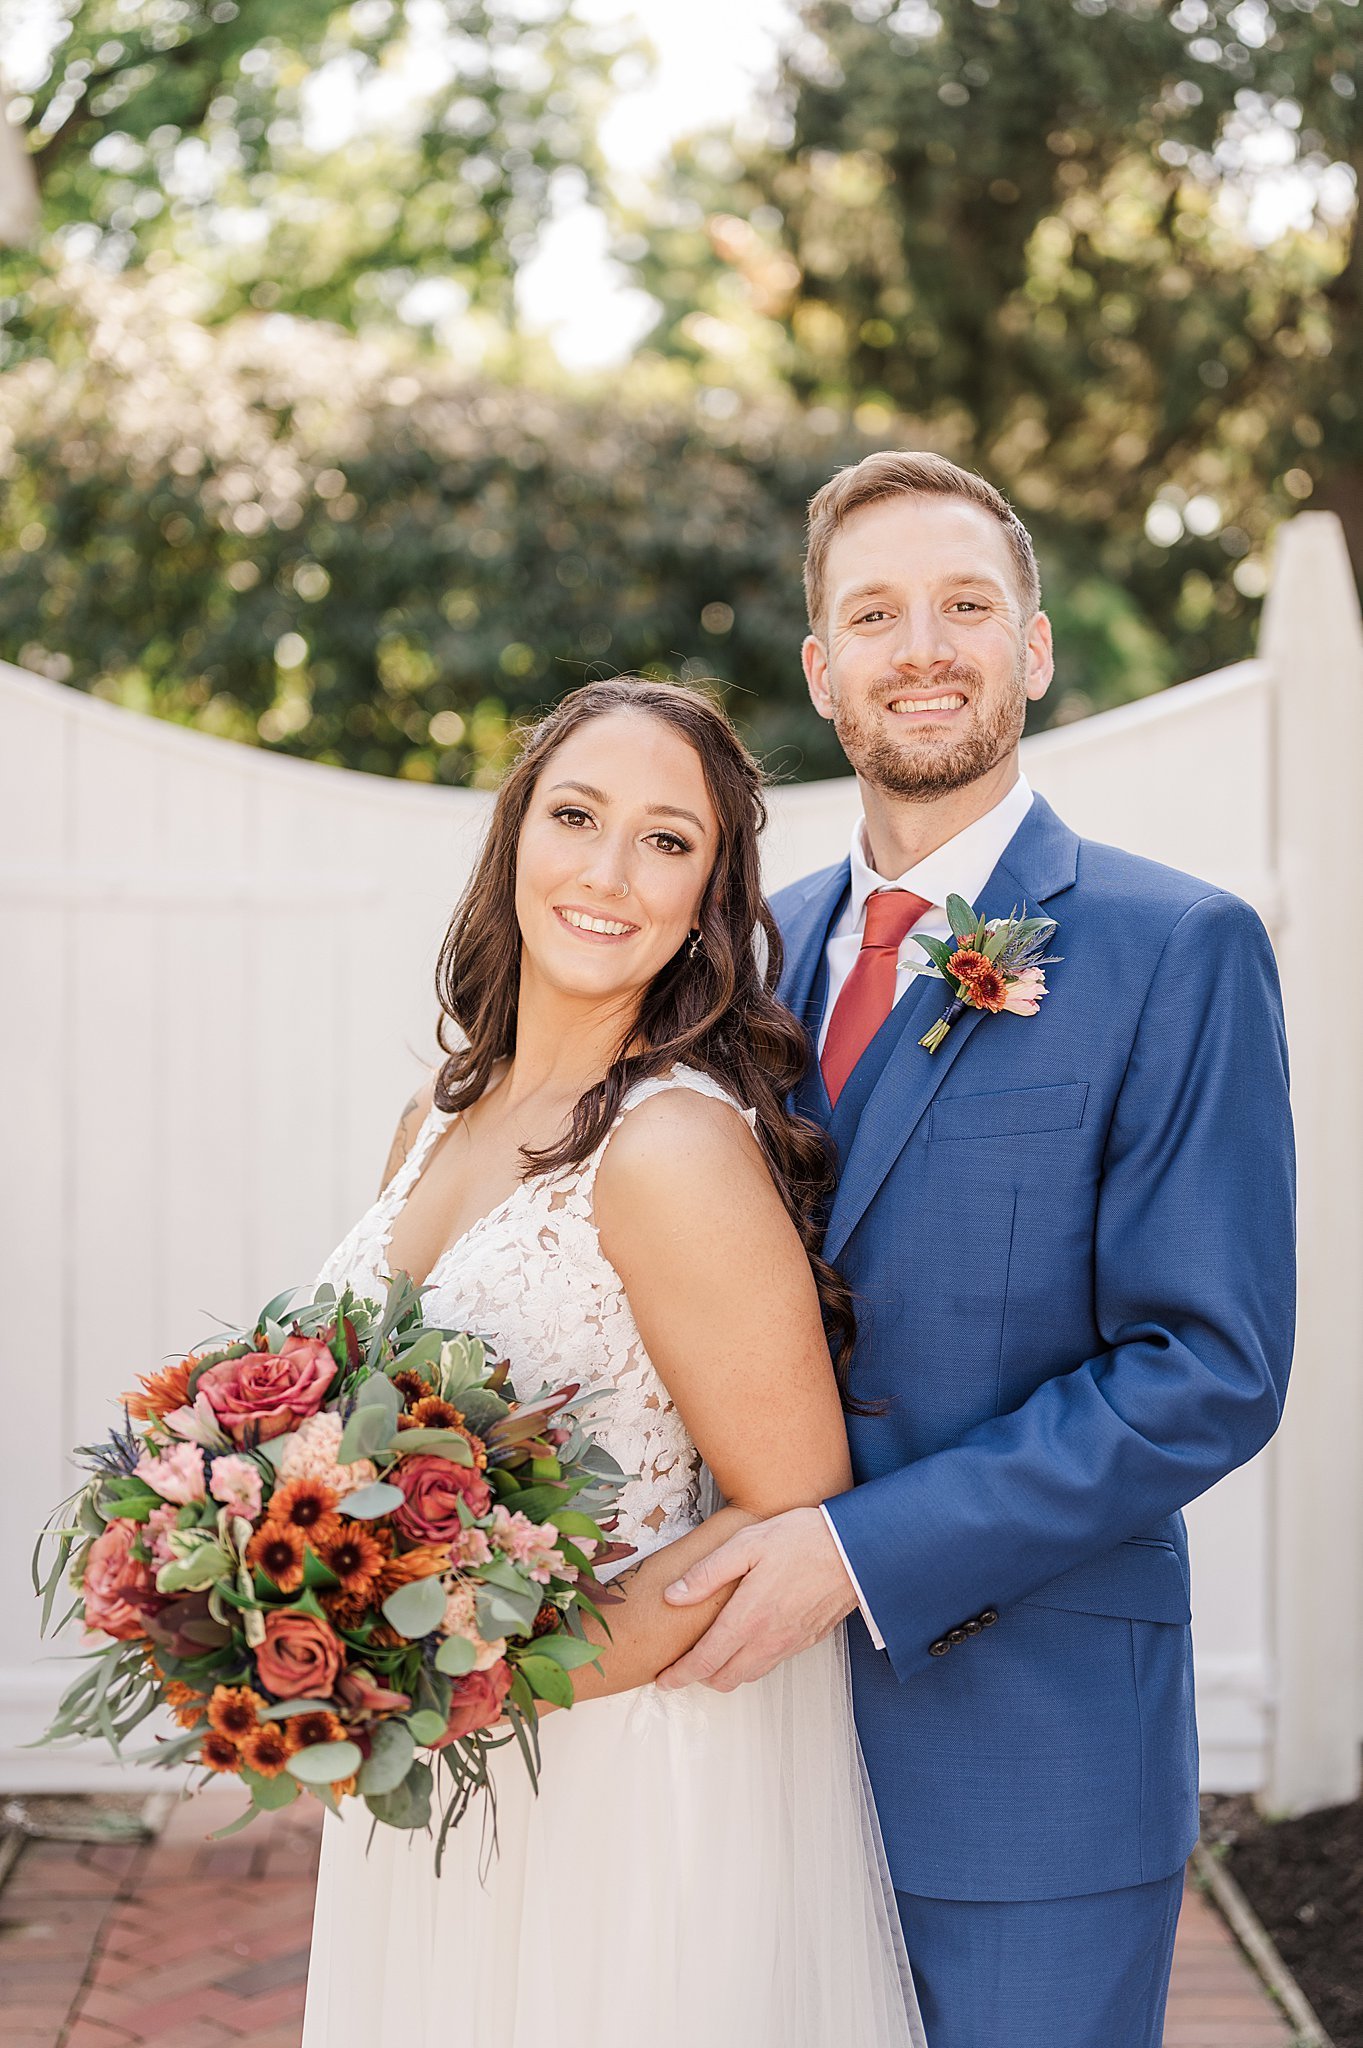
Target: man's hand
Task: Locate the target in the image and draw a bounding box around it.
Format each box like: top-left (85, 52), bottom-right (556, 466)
top-left (656, 1506), bottom-right (857, 1691)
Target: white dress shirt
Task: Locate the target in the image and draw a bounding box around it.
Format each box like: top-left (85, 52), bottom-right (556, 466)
top-left (817, 773), bottom-right (1035, 1649)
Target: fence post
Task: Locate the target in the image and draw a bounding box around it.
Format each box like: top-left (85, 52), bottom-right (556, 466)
top-left (1260, 511), bottom-right (1363, 1813)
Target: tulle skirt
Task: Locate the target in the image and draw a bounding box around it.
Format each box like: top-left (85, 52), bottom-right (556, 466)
top-left (301, 1626), bottom-right (925, 2048)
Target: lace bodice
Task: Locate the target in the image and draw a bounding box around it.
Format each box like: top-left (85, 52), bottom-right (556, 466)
top-left (315, 1064), bottom-right (758, 1565)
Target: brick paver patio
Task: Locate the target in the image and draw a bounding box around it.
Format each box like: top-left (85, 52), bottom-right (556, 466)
top-left (0, 1786), bottom-right (1296, 2047)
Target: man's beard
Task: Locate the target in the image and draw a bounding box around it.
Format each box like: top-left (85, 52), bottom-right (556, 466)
top-left (828, 653), bottom-right (1028, 801)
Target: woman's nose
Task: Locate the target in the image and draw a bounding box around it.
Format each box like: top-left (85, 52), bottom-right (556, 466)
top-left (577, 838), bottom-right (632, 898)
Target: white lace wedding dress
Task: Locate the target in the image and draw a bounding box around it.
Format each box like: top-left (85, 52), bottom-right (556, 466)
top-left (301, 1063), bottom-right (924, 2048)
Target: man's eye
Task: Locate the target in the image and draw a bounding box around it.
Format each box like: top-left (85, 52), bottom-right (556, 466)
top-left (856, 609), bottom-right (890, 624)
top-left (951, 601), bottom-right (986, 613)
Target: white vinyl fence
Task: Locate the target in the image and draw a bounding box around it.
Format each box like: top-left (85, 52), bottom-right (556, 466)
top-left (2, 510), bottom-right (1359, 1813)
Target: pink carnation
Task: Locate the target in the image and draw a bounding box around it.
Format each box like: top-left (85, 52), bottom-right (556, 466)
top-left (144, 1501), bottom-right (182, 1568)
top-left (209, 1454), bottom-right (263, 1518)
top-left (488, 1506), bottom-right (572, 1584)
top-left (134, 1439), bottom-right (206, 1505)
top-left (277, 1412), bottom-right (376, 1497)
top-left (448, 1525), bottom-right (493, 1568)
top-left (441, 1581), bottom-right (507, 1671)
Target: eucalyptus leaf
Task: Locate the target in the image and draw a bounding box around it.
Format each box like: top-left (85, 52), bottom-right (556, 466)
top-left (339, 1481), bottom-right (406, 1519)
top-left (548, 1508), bottom-right (605, 1540)
top-left (365, 1758), bottom-right (432, 1830)
top-left (524, 1634), bottom-right (603, 1672)
top-left (357, 1717), bottom-right (416, 1796)
top-left (337, 1404), bottom-right (392, 1466)
top-left (285, 1739), bottom-right (363, 1785)
top-left (381, 1574), bottom-right (447, 1640)
top-left (434, 1634), bottom-right (477, 1677)
top-left (257, 1697), bottom-right (337, 1720)
top-left (406, 1708), bottom-right (449, 1746)
top-left (388, 1429), bottom-right (473, 1463)
top-left (240, 1765), bottom-right (300, 1809)
top-left (477, 1583), bottom-right (541, 1639)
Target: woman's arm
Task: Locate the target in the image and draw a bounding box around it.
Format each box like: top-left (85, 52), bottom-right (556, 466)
top-left (553, 1087), bottom-right (853, 1704)
top-left (376, 1075), bottom-right (435, 1199)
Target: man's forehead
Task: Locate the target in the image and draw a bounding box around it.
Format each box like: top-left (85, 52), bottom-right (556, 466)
top-left (826, 494), bottom-right (1013, 591)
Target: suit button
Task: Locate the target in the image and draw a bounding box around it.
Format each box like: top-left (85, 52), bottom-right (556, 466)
top-left (948, 1627), bottom-right (967, 1645)
top-left (979, 1608), bottom-right (999, 1627)
top-left (929, 1638), bottom-right (950, 1657)
top-left (963, 1619), bottom-right (983, 1636)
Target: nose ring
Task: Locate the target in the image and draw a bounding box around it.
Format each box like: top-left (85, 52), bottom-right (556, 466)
top-left (614, 880), bottom-right (630, 898)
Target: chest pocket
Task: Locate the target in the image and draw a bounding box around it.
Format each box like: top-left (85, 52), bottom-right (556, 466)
top-left (928, 1081), bottom-right (1090, 1143)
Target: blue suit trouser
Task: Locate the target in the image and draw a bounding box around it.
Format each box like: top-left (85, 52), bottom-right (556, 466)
top-left (894, 1869), bottom-right (1184, 2048)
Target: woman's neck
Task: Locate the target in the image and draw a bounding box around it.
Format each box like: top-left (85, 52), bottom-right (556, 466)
top-left (497, 967), bottom-right (641, 1112)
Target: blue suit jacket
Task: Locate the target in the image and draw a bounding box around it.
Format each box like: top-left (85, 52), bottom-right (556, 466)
top-left (774, 793), bottom-right (1295, 1902)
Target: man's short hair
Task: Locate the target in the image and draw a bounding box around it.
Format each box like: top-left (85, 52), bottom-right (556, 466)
top-left (803, 450), bottom-right (1042, 638)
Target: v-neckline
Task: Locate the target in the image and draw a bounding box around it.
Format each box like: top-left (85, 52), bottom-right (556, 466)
top-left (379, 1102), bottom-right (541, 1295)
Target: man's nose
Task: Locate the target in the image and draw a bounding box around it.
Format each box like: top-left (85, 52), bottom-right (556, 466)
top-left (888, 605), bottom-right (956, 674)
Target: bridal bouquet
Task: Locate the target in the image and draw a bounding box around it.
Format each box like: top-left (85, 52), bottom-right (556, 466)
top-left (31, 1276), bottom-right (630, 1867)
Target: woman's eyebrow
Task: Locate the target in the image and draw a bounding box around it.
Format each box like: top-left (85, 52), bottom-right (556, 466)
top-left (546, 781), bottom-right (706, 833)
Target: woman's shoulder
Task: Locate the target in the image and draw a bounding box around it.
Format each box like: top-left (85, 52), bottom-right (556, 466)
top-left (599, 1064), bottom-right (762, 1189)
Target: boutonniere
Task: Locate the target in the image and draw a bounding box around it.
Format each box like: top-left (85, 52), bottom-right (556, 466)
top-left (914, 895), bottom-right (1061, 1054)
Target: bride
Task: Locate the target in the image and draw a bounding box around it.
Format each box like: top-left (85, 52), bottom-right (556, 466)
top-left (301, 676), bottom-right (925, 2048)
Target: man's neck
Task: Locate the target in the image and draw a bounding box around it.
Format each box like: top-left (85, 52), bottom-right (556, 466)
top-left (858, 755), bottom-right (1021, 879)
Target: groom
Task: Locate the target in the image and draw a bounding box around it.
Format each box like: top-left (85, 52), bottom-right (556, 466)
top-left (660, 451), bottom-right (1296, 2047)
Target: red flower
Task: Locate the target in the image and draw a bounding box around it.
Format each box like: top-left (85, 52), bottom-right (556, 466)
top-left (196, 1335), bottom-right (337, 1445)
top-left (393, 1453), bottom-right (491, 1540)
top-left (950, 948), bottom-right (1008, 1013)
top-left (430, 1659), bottom-right (513, 1747)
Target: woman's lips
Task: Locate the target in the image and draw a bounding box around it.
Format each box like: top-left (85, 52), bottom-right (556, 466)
top-left (553, 904), bottom-right (640, 943)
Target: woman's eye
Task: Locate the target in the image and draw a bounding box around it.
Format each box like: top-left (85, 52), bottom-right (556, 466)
top-left (651, 831), bottom-right (691, 856)
top-left (550, 805), bottom-right (594, 828)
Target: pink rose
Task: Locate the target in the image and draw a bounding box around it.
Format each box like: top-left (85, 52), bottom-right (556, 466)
top-left (197, 1335), bottom-right (337, 1445)
top-left (82, 1519), bottom-right (163, 1640)
top-left (134, 1440), bottom-right (206, 1505)
top-left (393, 1453), bottom-right (491, 1540)
top-left (255, 1610), bottom-right (343, 1700)
top-left (430, 1659), bottom-right (513, 1747)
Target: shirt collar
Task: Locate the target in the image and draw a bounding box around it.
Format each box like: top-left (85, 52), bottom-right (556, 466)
top-left (847, 773), bottom-right (1034, 930)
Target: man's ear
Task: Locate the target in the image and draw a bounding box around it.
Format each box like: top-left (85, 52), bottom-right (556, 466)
top-left (1024, 611), bottom-right (1054, 705)
top-left (803, 633), bottom-right (834, 721)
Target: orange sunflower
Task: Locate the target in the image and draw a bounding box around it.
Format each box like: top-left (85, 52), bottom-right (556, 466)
top-left (199, 1730), bottom-right (241, 1774)
top-left (246, 1521), bottom-right (306, 1594)
top-left (289, 1708), bottom-right (345, 1749)
top-left (206, 1684), bottom-right (267, 1744)
top-left (320, 1521), bottom-right (388, 1600)
top-left (267, 1477), bottom-right (343, 1551)
top-left (240, 1721), bottom-right (294, 1777)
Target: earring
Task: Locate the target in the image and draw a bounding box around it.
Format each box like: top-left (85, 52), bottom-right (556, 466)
top-left (687, 928), bottom-right (704, 961)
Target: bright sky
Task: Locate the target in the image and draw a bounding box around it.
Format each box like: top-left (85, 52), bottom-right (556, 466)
top-left (514, 0), bottom-right (795, 369)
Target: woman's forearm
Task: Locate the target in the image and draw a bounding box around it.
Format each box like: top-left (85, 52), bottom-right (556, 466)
top-left (565, 1506), bottom-right (758, 1704)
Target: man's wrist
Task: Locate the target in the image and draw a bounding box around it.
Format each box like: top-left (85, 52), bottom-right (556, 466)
top-left (819, 1503), bottom-right (887, 1651)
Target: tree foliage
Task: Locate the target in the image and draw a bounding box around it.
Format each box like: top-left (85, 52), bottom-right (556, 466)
top-left (631, 0), bottom-right (1362, 701)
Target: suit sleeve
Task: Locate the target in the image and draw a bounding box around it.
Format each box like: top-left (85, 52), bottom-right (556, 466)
top-left (824, 890), bottom-right (1297, 1682)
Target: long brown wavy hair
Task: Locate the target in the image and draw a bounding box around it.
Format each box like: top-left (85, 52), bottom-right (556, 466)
top-left (432, 676), bottom-right (862, 1400)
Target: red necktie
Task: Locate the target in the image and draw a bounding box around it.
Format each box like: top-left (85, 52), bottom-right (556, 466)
top-left (821, 889), bottom-right (933, 1107)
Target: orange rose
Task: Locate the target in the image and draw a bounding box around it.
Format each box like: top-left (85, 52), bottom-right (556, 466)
top-left (255, 1610), bottom-right (343, 1700)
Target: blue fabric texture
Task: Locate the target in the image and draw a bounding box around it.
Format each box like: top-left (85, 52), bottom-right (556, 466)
top-left (773, 792), bottom-right (1296, 1902)
top-left (894, 1871), bottom-right (1184, 2048)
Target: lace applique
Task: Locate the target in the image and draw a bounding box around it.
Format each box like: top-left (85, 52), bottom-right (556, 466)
top-left (315, 1065), bottom-right (758, 1569)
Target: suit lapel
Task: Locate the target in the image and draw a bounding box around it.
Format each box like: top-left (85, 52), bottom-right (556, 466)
top-left (777, 862), bottom-right (849, 1130)
top-left (822, 794), bottom-right (1080, 1265)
